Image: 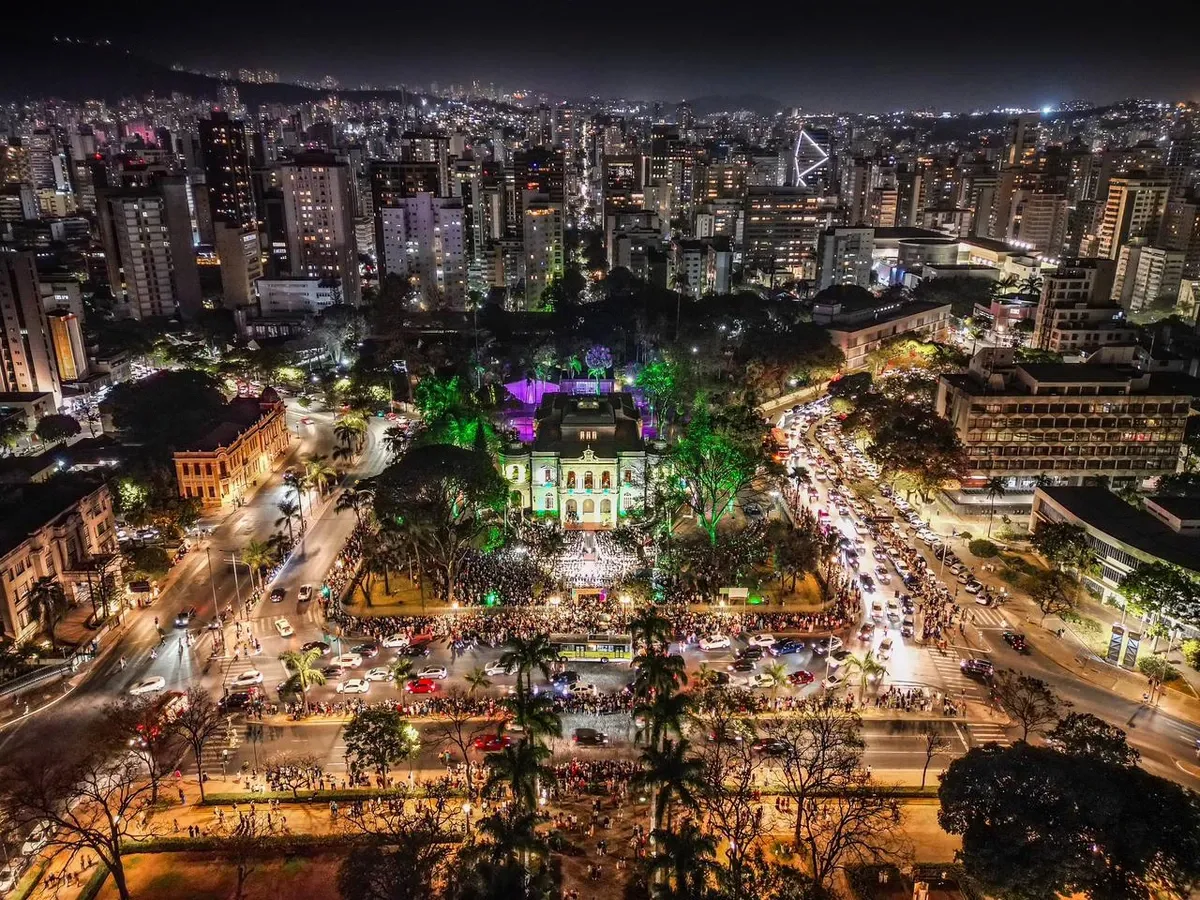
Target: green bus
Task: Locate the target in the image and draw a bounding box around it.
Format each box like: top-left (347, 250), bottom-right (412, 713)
top-left (550, 633), bottom-right (633, 663)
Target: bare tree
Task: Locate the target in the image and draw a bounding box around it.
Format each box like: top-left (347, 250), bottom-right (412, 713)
top-left (767, 704), bottom-right (866, 846)
top-left (0, 751), bottom-right (164, 900)
top-left (429, 688), bottom-right (489, 802)
top-left (918, 724), bottom-right (949, 789)
top-left (695, 727), bottom-right (771, 900)
top-left (170, 687), bottom-right (224, 802)
top-left (264, 752), bottom-right (324, 800)
top-left (796, 781), bottom-right (907, 892)
top-left (992, 670), bottom-right (1069, 741)
top-left (100, 696), bottom-right (182, 805)
top-left (336, 784), bottom-right (461, 900)
top-left (215, 812), bottom-right (270, 900)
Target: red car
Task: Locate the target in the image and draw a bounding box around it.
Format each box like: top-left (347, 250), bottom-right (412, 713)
top-left (405, 678), bottom-right (438, 694)
top-left (472, 734), bottom-right (513, 752)
top-left (787, 670), bottom-right (816, 686)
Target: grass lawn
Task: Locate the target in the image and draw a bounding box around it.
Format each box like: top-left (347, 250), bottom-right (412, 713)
top-left (99, 853), bottom-right (342, 900)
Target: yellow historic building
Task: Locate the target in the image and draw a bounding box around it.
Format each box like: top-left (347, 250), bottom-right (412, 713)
top-left (173, 387), bottom-right (290, 509)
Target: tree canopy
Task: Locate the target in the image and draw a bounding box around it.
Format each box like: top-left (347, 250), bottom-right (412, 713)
top-left (104, 369), bottom-right (227, 449)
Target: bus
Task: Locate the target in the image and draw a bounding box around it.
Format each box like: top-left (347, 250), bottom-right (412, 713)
top-left (550, 633), bottom-right (633, 663)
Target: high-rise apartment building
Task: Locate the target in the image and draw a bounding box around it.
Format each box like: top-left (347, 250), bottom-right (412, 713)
top-left (214, 222), bottom-right (262, 307)
top-left (1161, 199), bottom-right (1200, 278)
top-left (378, 193), bottom-right (467, 308)
top-left (817, 227), bottom-right (875, 290)
top-left (743, 186), bottom-right (840, 283)
top-left (1006, 191), bottom-right (1068, 255)
top-left (1095, 175), bottom-right (1169, 259)
top-left (46, 310), bottom-right (89, 382)
top-left (1031, 258), bottom-right (1128, 352)
top-left (97, 176), bottom-right (203, 320)
top-left (0, 251), bottom-right (61, 405)
top-left (1111, 244), bottom-right (1185, 313)
top-left (199, 112), bottom-right (255, 227)
top-left (521, 193), bottom-right (563, 309)
top-left (280, 153), bottom-right (360, 304)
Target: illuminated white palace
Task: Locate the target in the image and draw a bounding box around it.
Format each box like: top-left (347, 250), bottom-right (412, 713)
top-left (501, 392), bottom-right (661, 529)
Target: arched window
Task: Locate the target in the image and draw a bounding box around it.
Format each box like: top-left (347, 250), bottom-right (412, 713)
top-left (601, 471), bottom-right (611, 489)
top-left (566, 499), bottom-right (578, 520)
top-left (584, 471), bottom-right (594, 490)
top-left (510, 466), bottom-right (520, 481)
top-left (567, 471), bottom-right (577, 489)
top-left (543, 468), bottom-right (553, 484)
top-left (510, 491), bottom-right (521, 506)
top-left (583, 499), bottom-right (595, 515)
top-left (544, 494), bottom-right (554, 510)
top-left (600, 499), bottom-right (612, 516)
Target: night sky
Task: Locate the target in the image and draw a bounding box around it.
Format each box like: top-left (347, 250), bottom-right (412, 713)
top-left (21, 2), bottom-right (1200, 111)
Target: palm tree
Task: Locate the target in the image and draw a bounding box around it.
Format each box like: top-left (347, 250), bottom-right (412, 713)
top-left (629, 607), bottom-right (673, 654)
top-left (632, 651), bottom-right (688, 700)
top-left (304, 454), bottom-right (338, 496)
top-left (26, 578), bottom-right (68, 649)
top-left (633, 690), bottom-right (692, 749)
top-left (842, 649), bottom-right (887, 696)
top-left (507, 688), bottom-right (563, 744)
top-left (634, 738), bottom-right (703, 835)
top-left (279, 648), bottom-right (326, 712)
top-left (334, 414), bottom-right (368, 453)
top-left (275, 499), bottom-right (301, 544)
top-left (283, 469), bottom-right (307, 522)
top-left (240, 540), bottom-right (276, 590)
top-left (647, 821), bottom-right (718, 900)
top-left (383, 424), bottom-right (409, 460)
top-left (499, 635), bottom-right (559, 698)
top-left (483, 739), bottom-right (553, 813)
top-left (763, 661), bottom-right (788, 700)
top-left (334, 484), bottom-right (374, 529)
top-left (985, 476), bottom-right (1007, 538)
top-left (388, 657), bottom-right (415, 689)
top-left (464, 667), bottom-right (492, 695)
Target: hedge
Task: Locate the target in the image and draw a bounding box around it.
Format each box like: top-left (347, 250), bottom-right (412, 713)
top-left (9, 859), bottom-right (50, 900)
top-left (123, 831), bottom-right (464, 855)
top-left (76, 866), bottom-right (109, 900)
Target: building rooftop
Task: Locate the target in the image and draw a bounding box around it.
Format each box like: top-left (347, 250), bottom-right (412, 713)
top-left (0, 392), bottom-right (53, 405)
top-left (183, 389), bottom-right (282, 453)
top-left (0, 474), bottom-right (107, 560)
top-left (1037, 487), bottom-right (1200, 573)
top-left (532, 393), bottom-right (643, 455)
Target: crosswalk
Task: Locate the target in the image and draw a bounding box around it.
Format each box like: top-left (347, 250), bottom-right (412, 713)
top-left (967, 607), bottom-right (1013, 630)
top-left (925, 649), bottom-right (988, 701)
top-left (966, 721), bottom-right (1011, 747)
top-left (200, 717), bottom-right (243, 775)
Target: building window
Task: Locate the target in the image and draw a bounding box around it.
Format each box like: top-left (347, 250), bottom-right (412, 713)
top-left (543, 468), bottom-right (552, 483)
top-left (601, 471), bottom-right (611, 489)
top-left (566, 471), bottom-right (576, 489)
top-left (623, 468), bottom-right (632, 484)
top-left (544, 494), bottom-right (554, 510)
top-left (584, 472), bottom-right (594, 490)
top-left (566, 499), bottom-right (578, 521)
top-left (600, 499), bottom-right (612, 516)
top-left (583, 499), bottom-right (595, 515)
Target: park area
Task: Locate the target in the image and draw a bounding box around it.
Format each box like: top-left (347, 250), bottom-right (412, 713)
top-left (96, 852), bottom-right (342, 900)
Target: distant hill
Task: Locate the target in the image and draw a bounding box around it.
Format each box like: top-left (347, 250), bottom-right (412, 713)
top-left (685, 94), bottom-right (783, 116)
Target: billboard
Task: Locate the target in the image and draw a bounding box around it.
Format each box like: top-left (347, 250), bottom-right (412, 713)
top-left (1106, 624), bottom-right (1125, 664)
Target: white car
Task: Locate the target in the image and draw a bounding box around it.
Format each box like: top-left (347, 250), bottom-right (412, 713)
top-left (699, 635), bottom-right (731, 651)
top-left (335, 653), bottom-right (363, 669)
top-left (128, 676), bottom-right (166, 695)
top-left (417, 665), bottom-right (448, 680)
top-left (273, 617), bottom-right (294, 638)
top-left (878, 637), bottom-right (894, 660)
top-left (964, 582), bottom-right (983, 595)
top-left (381, 633), bottom-right (410, 649)
top-left (364, 667), bottom-right (392, 682)
top-left (749, 673), bottom-right (776, 689)
top-left (485, 660), bottom-right (515, 677)
top-left (569, 682), bottom-right (599, 697)
top-left (20, 822), bottom-right (51, 856)
top-left (337, 679), bottom-right (370, 694)
top-left (297, 584), bottom-right (313, 602)
top-left (748, 634), bottom-right (776, 648)
top-left (232, 670), bottom-right (264, 687)
top-left (822, 673), bottom-right (845, 690)
top-left (0, 862), bottom-right (22, 892)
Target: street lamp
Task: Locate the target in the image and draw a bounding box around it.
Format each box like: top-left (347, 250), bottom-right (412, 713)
top-left (462, 802), bottom-right (472, 837)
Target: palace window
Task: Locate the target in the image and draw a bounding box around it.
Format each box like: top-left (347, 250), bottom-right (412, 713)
top-left (584, 472), bottom-right (594, 490)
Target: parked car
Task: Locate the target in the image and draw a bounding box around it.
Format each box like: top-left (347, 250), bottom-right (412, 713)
top-left (748, 673), bottom-right (776, 689)
top-left (351, 642), bottom-right (380, 658)
top-left (473, 734), bottom-right (512, 752)
top-left (0, 861), bottom-right (24, 893)
top-left (337, 679), bottom-right (370, 694)
top-left (878, 637), bottom-right (894, 660)
top-left (19, 823), bottom-right (51, 857)
top-left (364, 666), bottom-right (392, 682)
top-left (736, 646), bottom-right (765, 661)
top-left (381, 634), bottom-right (410, 649)
top-left (811, 636), bottom-right (843, 657)
top-left (727, 658), bottom-right (756, 673)
top-left (699, 634), bottom-right (731, 651)
top-left (232, 670), bottom-right (264, 687)
top-left (334, 653), bottom-right (363, 669)
top-left (417, 666), bottom-right (448, 680)
top-left (822, 673), bottom-right (845, 690)
top-left (769, 638), bottom-right (804, 656)
top-left (128, 676), bottom-right (166, 695)
top-left (748, 633), bottom-right (776, 648)
top-left (484, 660), bottom-right (516, 677)
top-left (405, 678), bottom-right (438, 694)
top-left (787, 670), bottom-right (816, 686)
top-left (572, 727), bottom-right (609, 747)
top-left (321, 665), bottom-right (346, 679)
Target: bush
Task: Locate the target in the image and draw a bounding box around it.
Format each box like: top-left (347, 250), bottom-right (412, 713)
top-left (969, 539), bottom-right (999, 558)
top-left (958, 531), bottom-right (973, 540)
top-left (1182, 639), bottom-right (1200, 671)
top-left (1137, 656), bottom-right (1181, 683)
top-left (1061, 610), bottom-right (1102, 635)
